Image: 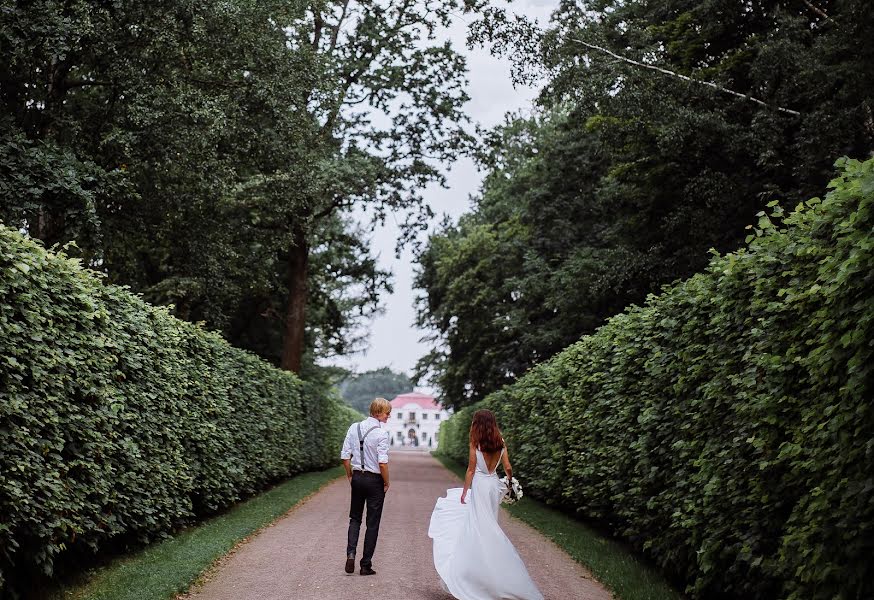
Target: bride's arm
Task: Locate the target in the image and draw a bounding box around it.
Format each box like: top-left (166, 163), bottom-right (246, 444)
top-left (501, 443), bottom-right (513, 480)
top-left (461, 443), bottom-right (476, 504)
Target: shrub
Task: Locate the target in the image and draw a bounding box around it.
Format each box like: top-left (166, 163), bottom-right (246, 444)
top-left (0, 228), bottom-right (359, 592)
top-left (436, 157), bottom-right (874, 599)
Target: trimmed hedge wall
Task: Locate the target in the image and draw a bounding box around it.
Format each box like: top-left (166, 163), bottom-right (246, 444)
top-left (436, 157), bottom-right (874, 600)
top-left (0, 227), bottom-right (360, 592)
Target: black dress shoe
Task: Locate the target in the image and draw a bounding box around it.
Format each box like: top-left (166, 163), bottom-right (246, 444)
top-left (359, 566), bottom-right (377, 576)
top-left (345, 557), bottom-right (355, 574)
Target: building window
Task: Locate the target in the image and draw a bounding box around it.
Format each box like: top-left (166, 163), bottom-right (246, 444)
top-left (396, 412), bottom-right (402, 419)
top-left (397, 432), bottom-right (403, 441)
top-left (422, 413), bottom-right (428, 420)
top-left (409, 411), bottom-right (416, 421)
top-left (435, 413), bottom-right (440, 420)
top-left (421, 432), bottom-right (427, 441)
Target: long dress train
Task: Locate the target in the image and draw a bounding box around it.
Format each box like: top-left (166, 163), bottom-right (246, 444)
top-left (428, 448), bottom-right (543, 600)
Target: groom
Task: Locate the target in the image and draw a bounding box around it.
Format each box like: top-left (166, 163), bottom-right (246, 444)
top-left (340, 397), bottom-right (391, 575)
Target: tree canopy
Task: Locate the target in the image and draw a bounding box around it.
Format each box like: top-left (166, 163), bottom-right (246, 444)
top-left (0, 0), bottom-right (482, 372)
top-left (416, 0), bottom-right (874, 409)
top-left (337, 367), bottom-right (412, 414)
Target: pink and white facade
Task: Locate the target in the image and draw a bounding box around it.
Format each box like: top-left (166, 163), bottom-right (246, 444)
top-left (387, 391), bottom-right (450, 449)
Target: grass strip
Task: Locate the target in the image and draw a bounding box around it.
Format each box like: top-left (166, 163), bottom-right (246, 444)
top-left (432, 453), bottom-right (683, 600)
top-left (51, 466), bottom-right (344, 600)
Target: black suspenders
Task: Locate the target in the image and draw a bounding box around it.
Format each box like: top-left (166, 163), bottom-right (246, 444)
top-left (356, 422), bottom-right (380, 471)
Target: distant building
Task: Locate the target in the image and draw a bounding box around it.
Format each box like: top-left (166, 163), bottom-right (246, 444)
top-left (386, 391), bottom-right (450, 449)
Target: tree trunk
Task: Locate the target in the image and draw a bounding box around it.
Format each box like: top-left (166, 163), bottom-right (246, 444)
top-left (281, 231), bottom-right (309, 373)
top-left (29, 206), bottom-right (65, 248)
top-left (28, 58), bottom-right (69, 246)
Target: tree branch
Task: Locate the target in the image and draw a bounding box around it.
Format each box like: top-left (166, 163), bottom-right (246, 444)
top-left (571, 38), bottom-right (802, 116)
top-left (183, 76), bottom-right (247, 89)
top-left (64, 79), bottom-right (111, 90)
top-left (320, 0), bottom-right (417, 135)
top-left (800, 0), bottom-right (831, 23)
top-left (342, 91), bottom-right (372, 106)
top-left (328, 0), bottom-right (352, 54)
top-left (321, 65), bottom-right (366, 135)
top-left (863, 101), bottom-right (874, 139)
top-left (314, 196), bottom-right (349, 220)
top-left (312, 6), bottom-right (324, 49)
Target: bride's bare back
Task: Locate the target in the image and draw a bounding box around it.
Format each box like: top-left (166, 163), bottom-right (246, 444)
top-left (475, 443), bottom-right (512, 475)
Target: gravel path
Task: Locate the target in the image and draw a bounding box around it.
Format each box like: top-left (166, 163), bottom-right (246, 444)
top-left (182, 450), bottom-right (611, 600)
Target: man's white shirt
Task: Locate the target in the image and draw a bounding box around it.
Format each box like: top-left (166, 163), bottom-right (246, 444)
top-left (340, 416), bottom-right (390, 474)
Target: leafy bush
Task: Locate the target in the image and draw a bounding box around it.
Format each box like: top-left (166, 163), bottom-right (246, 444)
top-left (0, 228), bottom-right (359, 592)
top-left (436, 158), bottom-right (874, 599)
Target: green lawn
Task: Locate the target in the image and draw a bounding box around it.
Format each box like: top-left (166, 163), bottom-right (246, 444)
top-left (48, 467), bottom-right (344, 600)
top-left (432, 453), bottom-right (683, 600)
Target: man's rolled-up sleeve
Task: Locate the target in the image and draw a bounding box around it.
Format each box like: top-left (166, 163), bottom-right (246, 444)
top-left (377, 430), bottom-right (389, 464)
top-left (340, 426), bottom-right (353, 460)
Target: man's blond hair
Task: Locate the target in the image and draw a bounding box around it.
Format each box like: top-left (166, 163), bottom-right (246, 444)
top-left (370, 397), bottom-right (392, 417)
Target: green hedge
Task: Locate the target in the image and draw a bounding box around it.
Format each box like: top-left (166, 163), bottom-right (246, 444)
top-left (0, 227), bottom-right (360, 592)
top-left (436, 157), bottom-right (874, 600)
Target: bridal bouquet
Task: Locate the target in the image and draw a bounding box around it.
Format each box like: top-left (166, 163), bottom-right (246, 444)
top-left (499, 475), bottom-right (523, 505)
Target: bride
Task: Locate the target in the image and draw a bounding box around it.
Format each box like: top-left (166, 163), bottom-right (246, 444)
top-left (428, 409), bottom-right (543, 600)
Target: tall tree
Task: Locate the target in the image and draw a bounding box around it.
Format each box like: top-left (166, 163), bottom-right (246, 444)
top-left (338, 367), bottom-right (412, 414)
top-left (277, 0), bottom-right (480, 372)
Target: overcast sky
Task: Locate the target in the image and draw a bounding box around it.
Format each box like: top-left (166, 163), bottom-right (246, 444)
top-left (324, 1), bottom-right (556, 379)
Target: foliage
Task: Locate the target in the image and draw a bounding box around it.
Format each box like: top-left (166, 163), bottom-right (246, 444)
top-left (0, 226), bottom-right (360, 594)
top-left (418, 0), bottom-right (874, 409)
top-left (415, 210), bottom-right (528, 408)
top-left (0, 0), bottom-right (482, 371)
top-left (416, 111), bottom-right (623, 408)
top-left (482, 0), bottom-right (874, 205)
top-left (0, 0), bottom-right (334, 359)
top-left (271, 0), bottom-right (482, 370)
top-left (435, 158), bottom-right (874, 599)
top-left (289, 0), bottom-right (480, 234)
top-left (337, 367), bottom-right (412, 414)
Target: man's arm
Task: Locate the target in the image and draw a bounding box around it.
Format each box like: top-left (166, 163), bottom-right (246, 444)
top-left (379, 462), bottom-right (390, 493)
top-left (378, 430), bottom-right (390, 493)
top-left (340, 425), bottom-right (354, 482)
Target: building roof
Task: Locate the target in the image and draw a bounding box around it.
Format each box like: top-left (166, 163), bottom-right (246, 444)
top-left (390, 391), bottom-right (442, 410)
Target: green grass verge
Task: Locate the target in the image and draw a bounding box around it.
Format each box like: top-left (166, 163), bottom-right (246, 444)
top-left (432, 453), bottom-right (683, 600)
top-left (49, 466), bottom-right (344, 600)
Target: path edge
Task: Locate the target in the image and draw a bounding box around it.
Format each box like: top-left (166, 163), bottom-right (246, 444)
top-left (176, 470), bottom-right (346, 599)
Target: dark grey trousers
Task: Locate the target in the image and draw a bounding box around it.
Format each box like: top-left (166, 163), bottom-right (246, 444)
top-left (346, 471), bottom-right (385, 568)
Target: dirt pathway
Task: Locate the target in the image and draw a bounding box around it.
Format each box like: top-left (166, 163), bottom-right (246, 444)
top-left (183, 450), bottom-right (611, 600)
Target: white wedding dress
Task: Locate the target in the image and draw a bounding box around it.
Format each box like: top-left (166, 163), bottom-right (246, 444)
top-left (428, 448), bottom-right (544, 600)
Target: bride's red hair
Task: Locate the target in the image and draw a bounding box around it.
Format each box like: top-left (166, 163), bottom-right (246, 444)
top-left (470, 409), bottom-right (504, 453)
